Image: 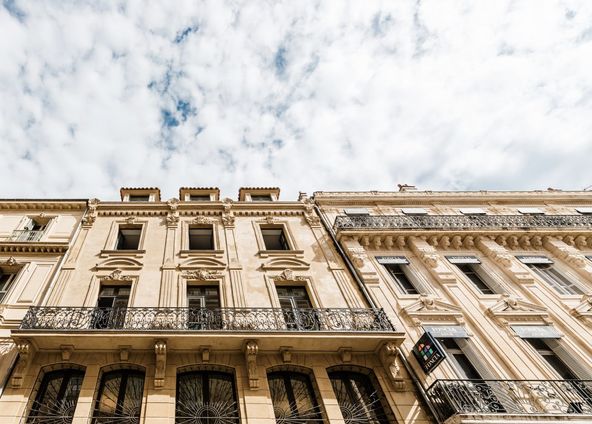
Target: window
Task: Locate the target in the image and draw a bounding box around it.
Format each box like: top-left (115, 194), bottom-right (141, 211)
top-left (329, 371), bottom-right (390, 424)
top-left (128, 195), bottom-right (150, 202)
top-left (189, 194), bottom-right (211, 201)
top-left (92, 369), bottom-right (144, 423)
top-left (525, 339), bottom-right (577, 379)
top-left (251, 194), bottom-right (273, 201)
top-left (188, 227), bottom-right (214, 250)
top-left (455, 264), bottom-right (495, 295)
top-left (116, 226), bottom-right (142, 250)
top-left (344, 208), bottom-right (369, 216)
top-left (518, 207), bottom-right (544, 215)
top-left (383, 264), bottom-right (419, 294)
top-left (439, 338), bottom-right (482, 379)
top-left (93, 286), bottom-right (130, 329)
top-left (0, 272), bottom-right (16, 302)
top-left (460, 208), bottom-right (486, 215)
top-left (176, 370), bottom-right (239, 423)
top-left (261, 227), bottom-right (289, 250)
top-left (187, 286), bottom-right (221, 330)
top-left (276, 286), bottom-right (318, 330)
top-left (402, 208), bottom-right (427, 215)
top-left (527, 264), bottom-right (583, 295)
top-left (27, 369), bottom-right (84, 423)
top-left (268, 371), bottom-right (323, 423)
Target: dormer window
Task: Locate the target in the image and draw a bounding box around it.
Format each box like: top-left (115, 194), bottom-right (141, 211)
top-left (251, 194), bottom-right (273, 202)
top-left (120, 187), bottom-right (160, 202)
top-left (238, 187), bottom-right (280, 202)
top-left (179, 187), bottom-right (220, 202)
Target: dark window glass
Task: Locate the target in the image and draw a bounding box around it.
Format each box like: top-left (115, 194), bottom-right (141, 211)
top-left (189, 195), bottom-right (211, 201)
top-left (92, 369), bottom-right (144, 423)
top-left (116, 226), bottom-right (142, 250)
top-left (189, 227), bottom-right (214, 250)
top-left (27, 369), bottom-right (84, 423)
top-left (251, 194), bottom-right (273, 201)
top-left (456, 264), bottom-right (495, 294)
top-left (0, 272), bottom-right (16, 302)
top-left (93, 286), bottom-right (130, 329)
top-left (276, 286), bottom-right (318, 330)
top-left (439, 338), bottom-right (482, 380)
top-left (329, 371), bottom-right (390, 424)
top-left (175, 371), bottom-right (239, 423)
top-left (384, 264), bottom-right (418, 294)
top-left (128, 195), bottom-right (150, 202)
top-left (261, 228), bottom-right (289, 250)
top-left (528, 264), bottom-right (583, 295)
top-left (268, 371), bottom-right (323, 423)
top-left (187, 286), bottom-right (221, 330)
top-left (525, 339), bottom-right (577, 379)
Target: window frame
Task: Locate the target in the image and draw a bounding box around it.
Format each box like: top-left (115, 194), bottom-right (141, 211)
top-left (92, 368), bottom-right (146, 423)
top-left (267, 369), bottom-right (324, 423)
top-left (0, 271), bottom-right (17, 303)
top-left (383, 263), bottom-right (420, 295)
top-left (528, 263), bottom-right (584, 296)
top-left (255, 222), bottom-right (299, 253)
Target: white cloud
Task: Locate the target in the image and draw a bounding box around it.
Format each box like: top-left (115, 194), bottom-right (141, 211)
top-left (1, 0), bottom-right (592, 200)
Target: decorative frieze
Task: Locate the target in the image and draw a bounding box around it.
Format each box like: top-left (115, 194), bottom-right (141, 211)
top-left (182, 269), bottom-right (224, 280)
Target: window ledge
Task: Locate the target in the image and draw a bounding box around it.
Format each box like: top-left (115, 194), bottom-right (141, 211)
top-left (100, 249), bottom-right (146, 258)
top-left (179, 249), bottom-right (225, 258)
top-left (258, 250), bottom-right (305, 258)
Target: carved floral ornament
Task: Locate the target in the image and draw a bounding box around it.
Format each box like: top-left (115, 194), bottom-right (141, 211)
top-left (99, 269), bottom-right (133, 282)
top-left (192, 215), bottom-right (217, 225)
top-left (271, 268), bottom-right (307, 282)
top-left (401, 295), bottom-right (465, 327)
top-left (571, 294), bottom-right (592, 327)
top-left (486, 294), bottom-right (551, 326)
top-left (182, 269), bottom-right (224, 280)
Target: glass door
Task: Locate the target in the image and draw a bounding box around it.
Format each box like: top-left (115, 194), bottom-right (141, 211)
top-left (276, 286), bottom-right (318, 330)
top-left (187, 286), bottom-right (220, 330)
top-left (93, 286), bottom-right (130, 329)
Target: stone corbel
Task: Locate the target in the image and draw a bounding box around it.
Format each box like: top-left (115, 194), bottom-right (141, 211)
top-left (244, 340), bottom-right (259, 389)
top-left (11, 339), bottom-right (35, 388)
top-left (379, 342), bottom-right (405, 392)
top-left (60, 345), bottom-right (74, 361)
top-left (166, 198), bottom-right (180, 227)
top-left (342, 238), bottom-right (379, 283)
top-left (476, 237), bottom-right (534, 284)
top-left (280, 347), bottom-right (292, 363)
top-left (119, 346), bottom-right (131, 361)
top-left (338, 347), bottom-right (352, 363)
top-left (154, 340), bottom-right (167, 389)
top-left (407, 237), bottom-right (455, 283)
top-left (301, 198), bottom-right (321, 227)
top-left (543, 237), bottom-right (592, 280)
top-left (82, 198), bottom-right (100, 226)
top-left (201, 346), bottom-right (210, 363)
top-left (222, 198), bottom-right (235, 227)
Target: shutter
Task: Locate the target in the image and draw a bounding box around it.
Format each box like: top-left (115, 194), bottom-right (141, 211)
top-left (545, 339), bottom-right (592, 379)
top-left (455, 338), bottom-right (497, 379)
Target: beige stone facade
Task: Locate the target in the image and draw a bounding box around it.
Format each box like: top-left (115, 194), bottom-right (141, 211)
top-left (315, 189), bottom-right (592, 424)
top-left (0, 188), bottom-right (427, 423)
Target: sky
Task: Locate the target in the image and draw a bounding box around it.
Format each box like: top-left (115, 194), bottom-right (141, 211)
top-left (1, 1), bottom-right (592, 201)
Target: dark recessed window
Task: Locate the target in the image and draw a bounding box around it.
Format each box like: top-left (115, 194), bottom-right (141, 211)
top-left (116, 226), bottom-right (142, 250)
top-left (176, 371), bottom-right (239, 422)
top-left (189, 227), bottom-right (214, 250)
top-left (384, 264), bottom-right (419, 295)
top-left (27, 369), bottom-right (85, 423)
top-left (268, 371), bottom-right (323, 423)
top-left (128, 195), bottom-right (150, 202)
top-left (0, 272), bottom-right (16, 302)
top-left (527, 264), bottom-right (583, 295)
top-left (190, 194), bottom-right (211, 201)
top-left (261, 227), bottom-right (289, 250)
top-left (456, 264), bottom-right (495, 295)
top-left (251, 194), bottom-right (273, 201)
top-left (92, 369), bottom-right (145, 422)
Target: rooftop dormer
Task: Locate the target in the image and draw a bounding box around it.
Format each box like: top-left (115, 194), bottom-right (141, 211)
top-left (179, 187), bottom-right (220, 202)
top-left (120, 187), bottom-right (161, 202)
top-left (238, 187), bottom-right (280, 202)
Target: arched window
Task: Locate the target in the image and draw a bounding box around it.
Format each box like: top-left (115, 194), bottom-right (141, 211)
top-left (328, 370), bottom-right (391, 424)
top-left (27, 368), bottom-right (85, 423)
top-left (176, 370), bottom-right (239, 423)
top-left (92, 369), bottom-right (145, 423)
top-left (267, 370), bottom-right (324, 423)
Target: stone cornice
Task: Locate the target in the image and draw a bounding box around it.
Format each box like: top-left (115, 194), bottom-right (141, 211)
top-left (95, 201), bottom-right (310, 216)
top-left (0, 242), bottom-right (69, 254)
top-left (0, 200), bottom-right (87, 210)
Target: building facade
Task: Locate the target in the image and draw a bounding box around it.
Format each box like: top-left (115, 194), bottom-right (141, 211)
top-left (0, 187), bottom-right (427, 423)
top-left (0, 199), bottom-right (87, 398)
top-left (315, 188), bottom-right (592, 424)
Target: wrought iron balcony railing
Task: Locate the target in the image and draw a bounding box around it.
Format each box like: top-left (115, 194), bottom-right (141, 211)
top-left (334, 214), bottom-right (592, 231)
top-left (19, 306), bottom-right (395, 332)
top-left (9, 229), bottom-right (44, 242)
top-left (426, 379), bottom-right (592, 422)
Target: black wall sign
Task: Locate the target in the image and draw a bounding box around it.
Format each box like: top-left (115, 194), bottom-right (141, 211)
top-left (412, 332), bottom-right (446, 375)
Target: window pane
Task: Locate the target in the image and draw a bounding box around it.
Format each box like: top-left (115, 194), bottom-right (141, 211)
top-left (116, 227), bottom-right (142, 250)
top-left (128, 195), bottom-right (150, 202)
top-left (28, 369), bottom-right (84, 423)
top-left (190, 195), bottom-right (211, 201)
top-left (93, 370), bottom-right (144, 423)
top-left (189, 228), bottom-right (214, 250)
top-left (251, 195), bottom-right (272, 201)
top-left (262, 228), bottom-right (289, 250)
top-left (176, 371), bottom-right (239, 423)
top-left (530, 265), bottom-right (583, 295)
top-left (329, 371), bottom-right (390, 424)
top-left (268, 371), bottom-right (323, 423)
top-left (457, 264), bottom-right (495, 294)
top-left (384, 264), bottom-right (418, 294)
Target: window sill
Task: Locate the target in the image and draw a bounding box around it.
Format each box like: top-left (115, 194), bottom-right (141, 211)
top-left (258, 249), bottom-right (304, 258)
top-left (179, 249), bottom-right (224, 258)
top-left (100, 249), bottom-right (146, 258)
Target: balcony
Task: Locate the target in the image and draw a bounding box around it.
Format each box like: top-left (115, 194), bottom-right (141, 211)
top-left (8, 229), bottom-right (44, 242)
top-left (334, 214), bottom-right (592, 232)
top-left (427, 379), bottom-right (592, 423)
top-left (14, 306), bottom-right (403, 352)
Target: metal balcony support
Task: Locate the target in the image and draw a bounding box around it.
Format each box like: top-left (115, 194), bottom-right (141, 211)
top-left (426, 379), bottom-right (592, 422)
top-left (19, 306), bottom-right (396, 332)
top-left (334, 214), bottom-right (592, 231)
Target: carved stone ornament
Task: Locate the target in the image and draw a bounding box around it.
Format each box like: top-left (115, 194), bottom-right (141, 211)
top-left (193, 215), bottom-right (217, 225)
top-left (486, 294), bottom-right (550, 326)
top-left (11, 340), bottom-right (34, 388)
top-left (166, 198), bottom-right (180, 226)
top-left (401, 295), bottom-right (464, 327)
top-left (280, 347), bottom-right (292, 363)
top-left (379, 342), bottom-right (405, 392)
top-left (2, 257), bottom-right (18, 267)
top-left (271, 268), bottom-right (307, 282)
top-left (244, 340), bottom-right (259, 389)
top-left (571, 295), bottom-right (592, 327)
top-left (182, 269), bottom-right (224, 280)
top-left (154, 340), bottom-right (167, 389)
top-left (82, 198), bottom-right (100, 226)
top-left (264, 215), bottom-right (276, 224)
top-left (222, 199), bottom-right (235, 227)
top-left (126, 216), bottom-right (137, 224)
top-left (60, 345), bottom-right (74, 361)
top-left (100, 269), bottom-right (132, 282)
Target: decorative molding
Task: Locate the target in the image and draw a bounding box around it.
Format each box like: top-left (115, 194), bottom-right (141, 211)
top-left (154, 340), bottom-right (167, 389)
top-left (280, 347), bottom-right (292, 363)
top-left (271, 268), bottom-right (307, 282)
top-left (486, 295), bottom-right (550, 326)
top-left (244, 340), bottom-right (259, 390)
top-left (192, 215), bottom-right (218, 225)
top-left (407, 237), bottom-right (456, 283)
top-left (0, 242), bottom-right (69, 254)
top-left (99, 269), bottom-right (133, 282)
top-left (401, 294), bottom-right (464, 326)
top-left (260, 257), bottom-right (310, 271)
top-left (182, 269), bottom-right (224, 280)
top-left (338, 347), bottom-right (352, 363)
top-left (302, 198), bottom-right (321, 226)
top-left (82, 198), bottom-right (100, 226)
top-left (166, 198), bottom-right (180, 227)
top-left (222, 199), bottom-right (235, 227)
top-left (379, 342), bottom-right (405, 392)
top-left (60, 345), bottom-right (74, 361)
top-left (476, 237), bottom-right (534, 284)
top-left (201, 346), bottom-right (210, 363)
top-left (11, 339), bottom-right (34, 388)
top-left (571, 295), bottom-right (592, 328)
top-left (119, 346), bottom-right (131, 361)
top-left (95, 257), bottom-right (144, 270)
top-left (125, 215), bottom-right (137, 224)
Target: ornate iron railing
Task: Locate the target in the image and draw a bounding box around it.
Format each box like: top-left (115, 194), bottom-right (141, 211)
top-left (20, 306), bottom-right (395, 332)
top-left (9, 230), bottom-right (44, 242)
top-left (334, 214), bottom-right (592, 231)
top-left (426, 379), bottom-right (592, 422)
